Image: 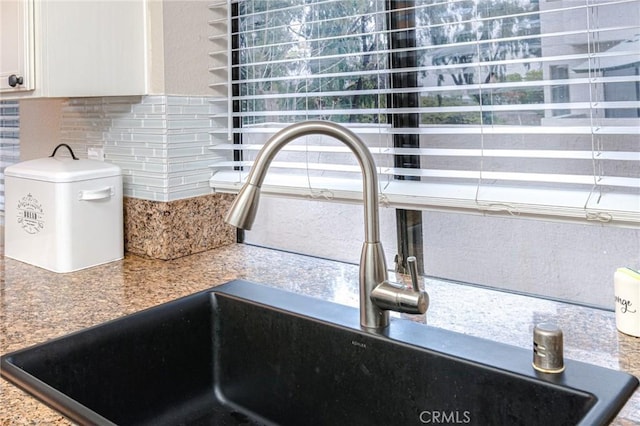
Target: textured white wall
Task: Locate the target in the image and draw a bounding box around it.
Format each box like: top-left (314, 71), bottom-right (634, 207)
top-left (17, 99), bottom-right (63, 161)
top-left (162, 1), bottom-right (213, 96)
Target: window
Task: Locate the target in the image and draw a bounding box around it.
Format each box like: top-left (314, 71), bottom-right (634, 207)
top-left (550, 65), bottom-right (569, 116)
top-left (604, 65), bottom-right (640, 118)
top-left (208, 0), bottom-right (640, 306)
top-left (211, 0), bottom-right (640, 224)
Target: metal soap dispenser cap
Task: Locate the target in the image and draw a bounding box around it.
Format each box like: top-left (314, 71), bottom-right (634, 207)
top-left (532, 322), bottom-right (565, 374)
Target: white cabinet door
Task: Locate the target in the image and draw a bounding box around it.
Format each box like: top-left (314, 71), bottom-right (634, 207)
top-left (0, 0), bottom-right (34, 92)
top-left (0, 0), bottom-right (146, 99)
top-left (38, 0), bottom-right (147, 97)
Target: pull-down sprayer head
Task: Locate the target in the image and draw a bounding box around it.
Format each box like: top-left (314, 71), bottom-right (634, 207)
top-left (225, 183), bottom-right (261, 230)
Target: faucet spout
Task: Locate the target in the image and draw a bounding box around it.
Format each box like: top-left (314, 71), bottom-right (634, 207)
top-left (225, 121), bottom-right (427, 330)
top-left (226, 121), bottom-right (380, 242)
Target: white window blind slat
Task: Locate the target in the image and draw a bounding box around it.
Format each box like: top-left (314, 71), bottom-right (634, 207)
top-left (213, 124), bottom-right (639, 135)
top-left (230, 76), bottom-right (640, 100)
top-left (210, 143), bottom-right (637, 162)
top-left (210, 160), bottom-right (639, 188)
top-left (210, 0), bottom-right (640, 225)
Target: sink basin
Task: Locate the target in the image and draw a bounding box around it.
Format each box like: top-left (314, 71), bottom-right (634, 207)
top-left (1, 280), bottom-right (637, 425)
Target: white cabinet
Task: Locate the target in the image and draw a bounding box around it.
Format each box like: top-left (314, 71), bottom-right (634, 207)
top-left (0, 0), bottom-right (34, 92)
top-left (0, 0), bottom-right (147, 99)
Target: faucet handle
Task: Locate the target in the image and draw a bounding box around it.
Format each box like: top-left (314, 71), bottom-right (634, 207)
top-left (371, 256), bottom-right (429, 316)
top-left (370, 280), bottom-right (429, 314)
top-left (407, 256), bottom-right (420, 292)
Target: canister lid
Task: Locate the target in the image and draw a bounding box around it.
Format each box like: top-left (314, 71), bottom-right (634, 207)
top-left (4, 157), bottom-right (121, 183)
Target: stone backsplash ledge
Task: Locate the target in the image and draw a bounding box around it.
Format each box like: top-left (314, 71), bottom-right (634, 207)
top-left (124, 193), bottom-right (236, 260)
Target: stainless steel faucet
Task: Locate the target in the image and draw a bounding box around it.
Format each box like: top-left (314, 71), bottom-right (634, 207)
top-left (225, 120), bottom-right (428, 329)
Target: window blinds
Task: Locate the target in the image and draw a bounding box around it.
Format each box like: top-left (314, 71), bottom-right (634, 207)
top-left (208, 0), bottom-right (640, 226)
top-left (0, 101), bottom-right (20, 216)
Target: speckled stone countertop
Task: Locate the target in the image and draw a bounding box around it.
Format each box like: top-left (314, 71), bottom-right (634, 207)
top-left (1, 243), bottom-right (639, 425)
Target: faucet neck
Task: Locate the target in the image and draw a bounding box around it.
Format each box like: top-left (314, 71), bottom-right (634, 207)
top-left (245, 121), bottom-right (381, 243)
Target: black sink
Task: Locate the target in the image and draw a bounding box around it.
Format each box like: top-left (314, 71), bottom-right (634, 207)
top-left (1, 280), bottom-right (637, 425)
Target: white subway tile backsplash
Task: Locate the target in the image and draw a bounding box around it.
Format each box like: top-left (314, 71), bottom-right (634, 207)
top-left (109, 118), bottom-right (147, 129)
top-left (170, 170), bottom-right (215, 185)
top-left (167, 105), bottom-right (212, 115)
top-left (101, 96), bottom-right (143, 104)
top-left (168, 158), bottom-right (215, 173)
top-left (102, 103), bottom-right (134, 114)
top-left (167, 146), bottom-right (207, 158)
top-left (129, 147), bottom-right (160, 157)
top-left (128, 188), bottom-right (169, 202)
top-left (131, 104), bottom-right (166, 115)
top-left (106, 158), bottom-right (150, 172)
top-left (130, 133), bottom-right (167, 143)
top-left (106, 146), bottom-right (136, 156)
top-left (167, 119), bottom-right (213, 130)
top-left (62, 130), bottom-right (105, 140)
top-left (126, 175), bottom-right (169, 188)
top-left (58, 95), bottom-right (219, 202)
top-left (140, 95), bottom-right (167, 105)
top-left (169, 132), bottom-right (212, 142)
top-left (142, 161), bottom-right (169, 174)
top-left (168, 185), bottom-right (213, 200)
top-left (168, 96), bottom-right (192, 105)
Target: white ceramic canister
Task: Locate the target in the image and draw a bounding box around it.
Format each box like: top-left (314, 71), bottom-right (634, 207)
top-left (614, 267), bottom-right (640, 337)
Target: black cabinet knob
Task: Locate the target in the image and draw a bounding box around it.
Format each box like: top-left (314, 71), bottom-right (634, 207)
top-left (8, 74), bottom-right (24, 87)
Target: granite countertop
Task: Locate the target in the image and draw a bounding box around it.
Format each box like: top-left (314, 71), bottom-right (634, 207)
top-left (1, 243), bottom-right (639, 425)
